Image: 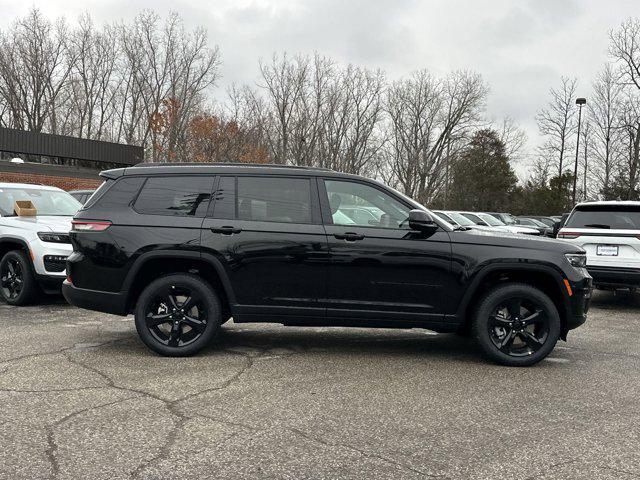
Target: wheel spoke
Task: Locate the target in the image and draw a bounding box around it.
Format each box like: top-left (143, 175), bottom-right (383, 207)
top-left (505, 298), bottom-right (522, 318)
top-left (146, 312), bottom-right (172, 327)
top-left (182, 315), bottom-right (205, 332)
top-left (168, 323), bottom-right (181, 347)
top-left (519, 330), bottom-right (543, 350)
top-left (521, 310), bottom-right (543, 326)
top-left (167, 294), bottom-right (180, 311)
top-left (499, 330), bottom-right (517, 353)
top-left (180, 293), bottom-right (201, 312)
top-left (490, 315), bottom-right (512, 326)
top-left (7, 262), bottom-right (15, 275)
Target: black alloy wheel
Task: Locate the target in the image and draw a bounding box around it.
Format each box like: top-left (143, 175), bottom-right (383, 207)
top-left (472, 283), bottom-right (560, 366)
top-left (135, 274), bottom-right (221, 356)
top-left (146, 285), bottom-right (208, 348)
top-left (487, 297), bottom-right (549, 357)
top-left (1, 257), bottom-right (23, 301)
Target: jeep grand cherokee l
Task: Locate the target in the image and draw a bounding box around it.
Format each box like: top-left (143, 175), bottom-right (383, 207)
top-left (63, 164), bottom-right (592, 366)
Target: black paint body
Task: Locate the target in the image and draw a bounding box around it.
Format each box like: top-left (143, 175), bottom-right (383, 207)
top-left (63, 164), bottom-right (592, 336)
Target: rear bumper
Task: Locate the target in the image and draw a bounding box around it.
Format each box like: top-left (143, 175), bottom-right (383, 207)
top-left (62, 280), bottom-right (127, 316)
top-left (587, 266), bottom-right (640, 289)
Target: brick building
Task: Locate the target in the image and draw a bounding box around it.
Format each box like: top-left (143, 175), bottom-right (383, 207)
top-left (0, 128), bottom-right (143, 191)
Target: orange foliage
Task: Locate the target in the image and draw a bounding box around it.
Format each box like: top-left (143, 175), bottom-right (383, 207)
top-left (187, 113), bottom-right (270, 164)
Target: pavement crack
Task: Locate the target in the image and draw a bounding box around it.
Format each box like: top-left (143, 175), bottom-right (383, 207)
top-left (45, 395), bottom-right (140, 479)
top-left (285, 427), bottom-right (447, 479)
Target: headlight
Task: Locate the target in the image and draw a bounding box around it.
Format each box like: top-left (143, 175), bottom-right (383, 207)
top-left (565, 253), bottom-right (587, 268)
top-left (37, 232), bottom-right (71, 244)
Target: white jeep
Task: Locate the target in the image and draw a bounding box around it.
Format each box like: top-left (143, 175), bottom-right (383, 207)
top-left (0, 182), bottom-right (81, 305)
top-left (558, 201), bottom-right (640, 291)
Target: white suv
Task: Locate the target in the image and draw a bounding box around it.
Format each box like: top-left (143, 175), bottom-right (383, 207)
top-left (0, 183), bottom-right (81, 305)
top-left (558, 201), bottom-right (640, 290)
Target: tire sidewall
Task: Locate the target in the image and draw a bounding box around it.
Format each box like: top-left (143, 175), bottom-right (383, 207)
top-left (473, 284), bottom-right (561, 367)
top-left (134, 274), bottom-right (221, 357)
top-left (0, 250), bottom-right (37, 306)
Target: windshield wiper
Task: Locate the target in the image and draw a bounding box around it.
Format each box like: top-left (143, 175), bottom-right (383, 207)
top-left (454, 225), bottom-right (472, 231)
top-left (583, 223), bottom-right (611, 229)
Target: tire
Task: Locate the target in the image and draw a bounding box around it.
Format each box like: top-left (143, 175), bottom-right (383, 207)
top-left (0, 250), bottom-right (40, 306)
top-left (472, 283), bottom-right (561, 367)
top-left (134, 273), bottom-right (222, 357)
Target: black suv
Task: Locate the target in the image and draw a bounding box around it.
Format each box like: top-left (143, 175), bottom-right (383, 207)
top-left (63, 164), bottom-right (592, 366)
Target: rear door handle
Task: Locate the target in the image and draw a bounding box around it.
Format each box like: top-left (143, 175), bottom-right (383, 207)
top-left (334, 232), bottom-right (365, 241)
top-left (211, 226), bottom-right (242, 235)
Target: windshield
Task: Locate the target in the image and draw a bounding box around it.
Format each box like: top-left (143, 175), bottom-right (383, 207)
top-left (478, 213), bottom-right (505, 226)
top-left (445, 212), bottom-right (476, 226)
top-left (0, 187), bottom-right (81, 217)
top-left (565, 206), bottom-right (640, 230)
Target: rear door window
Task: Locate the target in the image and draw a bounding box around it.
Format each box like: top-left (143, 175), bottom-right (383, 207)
top-left (134, 176), bottom-right (214, 217)
top-left (236, 176), bottom-right (312, 224)
top-left (565, 206), bottom-right (640, 230)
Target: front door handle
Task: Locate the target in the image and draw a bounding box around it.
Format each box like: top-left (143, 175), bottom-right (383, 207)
top-left (211, 226), bottom-right (242, 235)
top-left (334, 232), bottom-right (365, 241)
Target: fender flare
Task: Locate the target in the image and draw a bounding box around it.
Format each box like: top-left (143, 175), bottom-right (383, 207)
top-left (456, 261), bottom-right (570, 320)
top-left (121, 250), bottom-right (236, 305)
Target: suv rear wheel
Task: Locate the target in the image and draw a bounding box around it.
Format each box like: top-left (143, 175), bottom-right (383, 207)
top-left (134, 273), bottom-right (222, 356)
top-left (472, 283), bottom-right (561, 367)
top-left (0, 250), bottom-right (39, 306)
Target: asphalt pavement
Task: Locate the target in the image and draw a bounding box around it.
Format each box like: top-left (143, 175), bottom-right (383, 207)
top-left (0, 291), bottom-right (639, 480)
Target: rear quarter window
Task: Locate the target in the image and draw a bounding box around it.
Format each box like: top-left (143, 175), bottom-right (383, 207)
top-left (85, 177), bottom-right (145, 212)
top-left (134, 176), bottom-right (214, 217)
top-left (565, 206), bottom-right (640, 230)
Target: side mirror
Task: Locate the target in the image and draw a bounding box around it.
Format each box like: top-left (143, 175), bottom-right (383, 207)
top-left (408, 209), bottom-right (438, 233)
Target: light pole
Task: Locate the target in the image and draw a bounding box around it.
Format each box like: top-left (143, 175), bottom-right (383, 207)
top-left (572, 97), bottom-right (587, 205)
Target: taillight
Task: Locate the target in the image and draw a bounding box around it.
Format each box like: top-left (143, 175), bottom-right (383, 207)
top-left (558, 231), bottom-right (580, 239)
top-left (72, 220), bottom-right (111, 232)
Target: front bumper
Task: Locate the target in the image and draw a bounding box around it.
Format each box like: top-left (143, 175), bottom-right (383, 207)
top-left (587, 266), bottom-right (640, 289)
top-left (564, 271), bottom-right (592, 335)
top-left (35, 274), bottom-right (65, 295)
top-left (62, 280), bottom-right (127, 316)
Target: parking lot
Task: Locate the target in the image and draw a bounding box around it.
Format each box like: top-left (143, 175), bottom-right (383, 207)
top-left (0, 291), bottom-right (638, 480)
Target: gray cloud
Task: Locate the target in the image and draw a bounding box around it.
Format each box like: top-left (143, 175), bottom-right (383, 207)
top-left (0, 0), bottom-right (638, 157)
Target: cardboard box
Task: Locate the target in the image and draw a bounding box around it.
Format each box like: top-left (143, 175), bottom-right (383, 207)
top-left (14, 200), bottom-right (37, 216)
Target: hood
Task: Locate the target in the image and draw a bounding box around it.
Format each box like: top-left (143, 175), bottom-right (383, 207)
top-left (0, 215), bottom-right (73, 233)
top-left (450, 227), bottom-right (584, 253)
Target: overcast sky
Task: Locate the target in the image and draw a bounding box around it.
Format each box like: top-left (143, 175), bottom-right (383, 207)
top-left (1, 0), bottom-right (639, 170)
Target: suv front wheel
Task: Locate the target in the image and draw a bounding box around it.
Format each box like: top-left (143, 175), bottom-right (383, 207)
top-left (472, 283), bottom-right (561, 367)
top-left (134, 274), bottom-right (222, 356)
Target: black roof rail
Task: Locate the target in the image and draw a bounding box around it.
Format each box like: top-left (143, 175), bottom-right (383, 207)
top-left (129, 162), bottom-right (335, 172)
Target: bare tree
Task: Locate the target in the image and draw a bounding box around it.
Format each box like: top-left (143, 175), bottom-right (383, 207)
top-left (497, 116), bottom-right (528, 162)
top-left (120, 11), bottom-right (221, 161)
top-left (384, 70), bottom-right (487, 204)
top-left (536, 77), bottom-right (578, 178)
top-left (0, 9), bottom-right (73, 133)
top-left (588, 65), bottom-right (623, 195)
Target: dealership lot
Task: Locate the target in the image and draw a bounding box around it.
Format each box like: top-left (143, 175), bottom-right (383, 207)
top-left (0, 292), bottom-right (639, 480)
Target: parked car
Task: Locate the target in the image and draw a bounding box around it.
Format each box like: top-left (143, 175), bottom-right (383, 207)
top-left (434, 210), bottom-right (498, 233)
top-left (486, 212), bottom-right (517, 225)
top-left (63, 164), bottom-right (591, 366)
top-left (558, 201), bottom-right (640, 291)
top-left (523, 216), bottom-right (557, 228)
top-left (459, 212), bottom-right (541, 235)
top-left (69, 189), bottom-right (95, 205)
top-left (516, 217), bottom-right (554, 237)
top-left (0, 183), bottom-right (82, 305)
